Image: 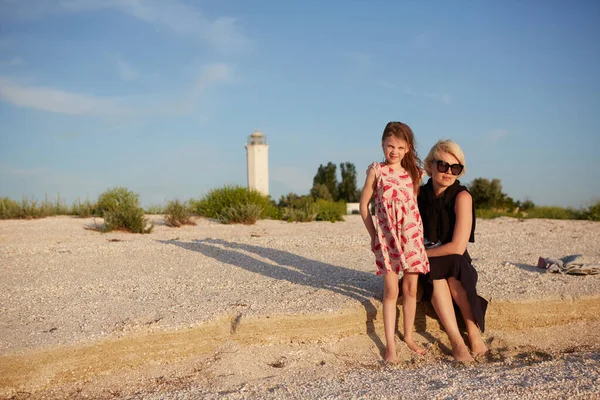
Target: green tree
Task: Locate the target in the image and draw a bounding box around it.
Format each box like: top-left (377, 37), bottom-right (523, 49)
top-left (312, 162), bottom-right (338, 201)
top-left (468, 177), bottom-right (508, 209)
top-left (337, 162), bottom-right (360, 202)
top-left (310, 183), bottom-right (333, 201)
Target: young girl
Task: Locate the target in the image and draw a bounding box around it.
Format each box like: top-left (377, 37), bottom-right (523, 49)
top-left (359, 121), bottom-right (430, 362)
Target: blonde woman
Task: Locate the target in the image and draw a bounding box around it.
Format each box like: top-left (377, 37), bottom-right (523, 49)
top-left (417, 140), bottom-right (488, 362)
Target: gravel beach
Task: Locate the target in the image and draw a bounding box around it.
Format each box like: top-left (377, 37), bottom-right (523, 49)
top-left (1, 215), bottom-right (599, 399)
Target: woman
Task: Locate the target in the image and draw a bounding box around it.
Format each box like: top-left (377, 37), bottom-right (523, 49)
top-left (418, 139), bottom-right (488, 362)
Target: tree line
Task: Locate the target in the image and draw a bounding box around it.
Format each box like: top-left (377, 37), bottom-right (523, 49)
top-left (307, 161), bottom-right (533, 210)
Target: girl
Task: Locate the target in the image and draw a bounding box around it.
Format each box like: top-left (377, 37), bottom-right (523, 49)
top-left (359, 121), bottom-right (430, 362)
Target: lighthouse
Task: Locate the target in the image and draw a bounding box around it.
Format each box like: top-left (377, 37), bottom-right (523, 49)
top-left (245, 130), bottom-right (269, 196)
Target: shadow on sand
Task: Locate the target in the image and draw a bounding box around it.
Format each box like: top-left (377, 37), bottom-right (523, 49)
top-left (160, 238), bottom-right (386, 352)
top-left (160, 238), bottom-right (446, 357)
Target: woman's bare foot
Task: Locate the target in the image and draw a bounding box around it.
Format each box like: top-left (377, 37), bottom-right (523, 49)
top-left (451, 341), bottom-right (474, 362)
top-left (469, 338), bottom-right (489, 357)
top-left (404, 337), bottom-right (426, 355)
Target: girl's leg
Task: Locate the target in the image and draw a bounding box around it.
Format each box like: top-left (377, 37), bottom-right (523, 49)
top-left (447, 277), bottom-right (488, 355)
top-left (401, 272), bottom-right (425, 355)
top-left (382, 272), bottom-right (400, 362)
top-left (431, 279), bottom-right (473, 362)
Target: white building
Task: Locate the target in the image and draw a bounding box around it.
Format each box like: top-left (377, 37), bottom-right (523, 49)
top-left (245, 130), bottom-right (269, 196)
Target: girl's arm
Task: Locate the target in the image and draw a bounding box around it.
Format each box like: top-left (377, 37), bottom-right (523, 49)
top-left (426, 190), bottom-right (472, 257)
top-left (359, 167), bottom-right (377, 240)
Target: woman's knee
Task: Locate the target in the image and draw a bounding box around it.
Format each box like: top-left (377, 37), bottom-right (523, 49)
top-left (447, 277), bottom-right (465, 299)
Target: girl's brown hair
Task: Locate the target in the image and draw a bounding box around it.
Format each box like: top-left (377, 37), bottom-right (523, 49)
top-left (381, 121), bottom-right (423, 195)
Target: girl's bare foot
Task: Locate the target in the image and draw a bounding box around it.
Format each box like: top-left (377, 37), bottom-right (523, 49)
top-left (451, 341), bottom-right (474, 362)
top-left (404, 337), bottom-right (426, 355)
top-left (384, 346), bottom-right (398, 363)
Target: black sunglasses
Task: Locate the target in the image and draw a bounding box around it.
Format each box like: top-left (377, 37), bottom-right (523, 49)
top-left (434, 160), bottom-right (464, 176)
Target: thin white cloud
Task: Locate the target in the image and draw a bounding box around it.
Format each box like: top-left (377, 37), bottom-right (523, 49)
top-left (0, 77), bottom-right (129, 116)
top-left (196, 63), bottom-right (233, 91)
top-left (115, 55), bottom-right (140, 82)
top-left (487, 129), bottom-right (509, 144)
top-left (378, 80), bottom-right (396, 89)
top-left (59, 0), bottom-right (250, 53)
top-left (0, 61), bottom-right (234, 117)
top-left (423, 91), bottom-right (452, 105)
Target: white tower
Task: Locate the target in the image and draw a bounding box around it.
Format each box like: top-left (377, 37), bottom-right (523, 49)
top-left (245, 130), bottom-right (269, 196)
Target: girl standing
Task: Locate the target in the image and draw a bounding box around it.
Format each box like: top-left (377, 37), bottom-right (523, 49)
top-left (359, 121), bottom-right (430, 362)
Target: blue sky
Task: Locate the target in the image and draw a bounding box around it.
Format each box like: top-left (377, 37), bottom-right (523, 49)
top-left (1, 0), bottom-right (599, 209)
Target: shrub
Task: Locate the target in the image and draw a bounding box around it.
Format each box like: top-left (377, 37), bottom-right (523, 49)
top-left (218, 203), bottom-right (264, 224)
top-left (281, 206), bottom-right (317, 222)
top-left (524, 206), bottom-right (577, 220)
top-left (315, 199), bottom-right (345, 222)
top-left (192, 185), bottom-right (275, 221)
top-left (1, 194), bottom-right (72, 219)
top-left (165, 199), bottom-right (196, 227)
top-left (475, 209), bottom-right (515, 219)
top-left (19, 196), bottom-right (42, 219)
top-left (586, 200), bottom-right (600, 221)
top-left (96, 187), bottom-right (153, 233)
top-left (310, 183), bottom-right (333, 201)
top-left (50, 194), bottom-right (70, 216)
top-left (280, 196), bottom-right (318, 222)
top-left (0, 197), bottom-right (19, 219)
top-left (71, 198), bottom-right (95, 218)
top-left (145, 204), bottom-right (166, 214)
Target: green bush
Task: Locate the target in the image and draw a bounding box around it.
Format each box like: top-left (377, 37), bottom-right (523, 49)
top-left (96, 187), bottom-right (153, 233)
top-left (71, 198), bottom-right (95, 218)
top-left (0, 197), bottom-right (19, 219)
top-left (280, 196), bottom-right (317, 222)
top-left (281, 206), bottom-right (317, 222)
top-left (218, 203), bottom-right (264, 224)
top-left (524, 206), bottom-right (577, 220)
top-left (48, 194), bottom-right (70, 216)
top-left (192, 185), bottom-right (276, 221)
top-left (315, 199), bottom-right (345, 222)
top-left (0, 194), bottom-right (70, 219)
top-left (586, 200), bottom-right (600, 221)
top-left (475, 209), bottom-right (515, 219)
top-left (145, 204), bottom-right (166, 214)
top-left (165, 199), bottom-right (196, 227)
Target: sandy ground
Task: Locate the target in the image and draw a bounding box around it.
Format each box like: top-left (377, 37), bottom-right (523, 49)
top-left (0, 215), bottom-right (599, 399)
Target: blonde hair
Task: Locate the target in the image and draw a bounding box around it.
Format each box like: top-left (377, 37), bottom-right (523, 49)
top-left (424, 139), bottom-right (467, 177)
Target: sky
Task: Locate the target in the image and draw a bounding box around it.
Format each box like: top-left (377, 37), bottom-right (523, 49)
top-left (1, 0), bottom-right (599, 209)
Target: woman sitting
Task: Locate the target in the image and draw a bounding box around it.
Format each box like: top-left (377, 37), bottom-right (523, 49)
top-left (418, 139), bottom-right (488, 362)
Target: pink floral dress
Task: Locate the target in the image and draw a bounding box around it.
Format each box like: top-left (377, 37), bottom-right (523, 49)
top-left (369, 162), bottom-right (430, 275)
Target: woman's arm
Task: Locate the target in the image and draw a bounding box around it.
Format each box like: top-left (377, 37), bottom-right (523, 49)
top-left (359, 167), bottom-right (377, 240)
top-left (426, 190), bottom-right (472, 257)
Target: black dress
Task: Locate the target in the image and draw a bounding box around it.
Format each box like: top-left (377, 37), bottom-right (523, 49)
top-left (417, 178), bottom-right (487, 333)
